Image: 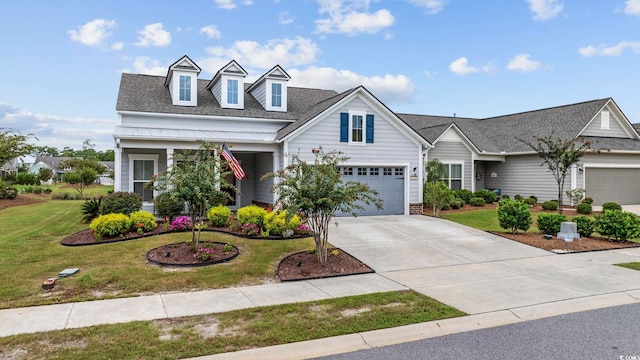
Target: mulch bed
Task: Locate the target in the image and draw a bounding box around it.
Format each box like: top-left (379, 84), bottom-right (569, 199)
top-left (0, 194), bottom-right (47, 211)
top-left (277, 248), bottom-right (374, 281)
top-left (491, 231), bottom-right (640, 253)
top-left (146, 242), bottom-right (239, 267)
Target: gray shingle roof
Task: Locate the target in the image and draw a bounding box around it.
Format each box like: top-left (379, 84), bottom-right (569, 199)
top-left (116, 73), bottom-right (338, 121)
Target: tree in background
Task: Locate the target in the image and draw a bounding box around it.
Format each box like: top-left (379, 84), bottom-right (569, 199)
top-left (0, 128), bottom-right (35, 169)
top-left (519, 134), bottom-right (592, 214)
top-left (62, 167), bottom-right (98, 198)
top-left (37, 167), bottom-right (54, 183)
top-left (60, 158), bottom-right (106, 174)
top-left (425, 158), bottom-right (446, 184)
top-left (264, 147), bottom-right (381, 263)
top-left (423, 181), bottom-right (454, 217)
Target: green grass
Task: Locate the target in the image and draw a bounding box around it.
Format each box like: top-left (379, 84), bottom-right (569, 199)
top-left (0, 199), bottom-right (314, 309)
top-left (441, 209), bottom-right (504, 232)
top-left (0, 290), bottom-right (465, 360)
top-left (14, 183), bottom-right (113, 198)
top-left (616, 262), bottom-right (640, 271)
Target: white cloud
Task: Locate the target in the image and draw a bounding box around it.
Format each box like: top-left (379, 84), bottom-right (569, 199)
top-left (203, 37), bottom-right (319, 70)
top-left (288, 66), bottom-right (415, 104)
top-left (68, 19), bottom-right (117, 47)
top-left (200, 25), bottom-right (221, 39)
top-left (449, 57), bottom-right (481, 75)
top-left (0, 103), bottom-right (115, 151)
top-left (129, 56), bottom-right (167, 76)
top-left (136, 23), bottom-right (171, 47)
top-left (214, 0), bottom-right (252, 9)
top-left (315, 0), bottom-right (395, 35)
top-left (578, 41), bottom-right (640, 57)
top-left (405, 0), bottom-right (446, 14)
top-left (111, 42), bottom-right (124, 51)
top-left (526, 0), bottom-right (563, 21)
top-left (279, 11), bottom-right (295, 25)
top-left (506, 53), bottom-right (542, 72)
top-left (625, 0), bottom-right (640, 15)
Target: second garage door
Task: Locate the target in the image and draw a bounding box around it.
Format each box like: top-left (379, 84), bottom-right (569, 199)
top-left (337, 166), bottom-right (405, 216)
top-left (585, 167), bottom-right (640, 205)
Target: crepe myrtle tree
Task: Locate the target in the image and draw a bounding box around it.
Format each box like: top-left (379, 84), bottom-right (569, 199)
top-left (519, 134), bottom-right (592, 214)
top-left (152, 142), bottom-right (234, 248)
top-left (264, 147), bottom-right (382, 264)
top-left (0, 128), bottom-right (35, 169)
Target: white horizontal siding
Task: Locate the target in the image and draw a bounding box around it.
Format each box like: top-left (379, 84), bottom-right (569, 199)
top-left (250, 83), bottom-right (267, 110)
top-left (581, 109), bottom-right (629, 138)
top-left (429, 141), bottom-right (473, 190)
top-left (287, 96), bottom-right (421, 205)
top-left (254, 152), bottom-right (274, 204)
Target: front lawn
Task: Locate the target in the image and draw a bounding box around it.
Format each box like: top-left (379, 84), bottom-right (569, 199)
top-left (0, 199), bottom-right (314, 309)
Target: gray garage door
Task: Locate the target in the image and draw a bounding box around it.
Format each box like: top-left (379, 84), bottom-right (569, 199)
top-left (337, 166), bottom-right (405, 216)
top-left (585, 168), bottom-right (640, 205)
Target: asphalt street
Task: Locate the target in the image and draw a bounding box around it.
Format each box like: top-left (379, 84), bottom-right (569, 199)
top-left (313, 303), bottom-right (640, 360)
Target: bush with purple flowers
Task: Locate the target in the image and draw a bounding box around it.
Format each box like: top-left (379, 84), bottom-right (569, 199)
top-left (194, 247), bottom-right (215, 261)
top-left (240, 223), bottom-right (260, 236)
top-left (170, 216), bottom-right (192, 231)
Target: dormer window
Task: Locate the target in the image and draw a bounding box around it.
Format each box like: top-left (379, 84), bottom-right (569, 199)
top-left (247, 65), bottom-right (290, 112)
top-left (165, 55), bottom-right (201, 107)
top-left (207, 60), bottom-right (248, 110)
top-left (272, 83), bottom-right (282, 108)
top-left (179, 75), bottom-right (191, 102)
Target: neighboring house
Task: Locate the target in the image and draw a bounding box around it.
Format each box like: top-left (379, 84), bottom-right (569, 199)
top-left (1, 155), bottom-right (35, 177)
top-left (98, 161), bottom-right (114, 185)
top-left (114, 55), bottom-right (640, 215)
top-left (29, 157), bottom-right (74, 183)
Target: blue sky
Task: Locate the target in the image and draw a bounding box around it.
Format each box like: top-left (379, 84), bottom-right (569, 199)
top-left (1, 0), bottom-right (639, 151)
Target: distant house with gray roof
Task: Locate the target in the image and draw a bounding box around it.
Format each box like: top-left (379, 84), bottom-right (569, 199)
top-left (113, 55), bottom-right (640, 214)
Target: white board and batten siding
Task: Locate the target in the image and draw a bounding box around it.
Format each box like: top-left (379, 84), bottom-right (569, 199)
top-left (428, 141), bottom-right (473, 191)
top-left (285, 96), bottom-right (422, 211)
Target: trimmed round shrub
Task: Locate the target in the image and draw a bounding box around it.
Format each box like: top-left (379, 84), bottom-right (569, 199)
top-left (498, 198), bottom-right (532, 234)
top-left (602, 202), bottom-right (622, 212)
top-left (0, 181), bottom-right (18, 200)
top-left (536, 213), bottom-right (568, 235)
top-left (541, 200), bottom-right (558, 211)
top-left (582, 197), bottom-right (594, 205)
top-left (100, 191), bottom-right (142, 215)
top-left (514, 194), bottom-right (523, 201)
top-left (264, 210), bottom-right (302, 236)
top-left (153, 192), bottom-right (184, 220)
top-left (595, 210), bottom-right (640, 242)
top-left (500, 194), bottom-right (510, 200)
top-left (450, 198), bottom-right (463, 209)
top-left (209, 189), bottom-right (230, 207)
top-left (576, 202), bottom-right (592, 214)
top-left (237, 205), bottom-right (267, 227)
top-left (474, 189), bottom-right (497, 204)
top-left (170, 216), bottom-right (192, 231)
top-left (573, 216), bottom-right (594, 237)
top-left (469, 197), bottom-right (486, 207)
top-left (528, 195), bottom-right (538, 203)
top-left (90, 213), bottom-right (131, 240)
top-left (523, 197), bottom-right (536, 206)
top-left (129, 211), bottom-right (157, 232)
top-left (454, 189), bottom-right (474, 204)
top-left (440, 202), bottom-right (450, 211)
top-left (207, 205), bottom-right (232, 227)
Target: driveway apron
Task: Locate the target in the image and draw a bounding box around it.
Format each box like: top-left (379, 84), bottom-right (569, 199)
top-left (328, 215), bottom-right (640, 315)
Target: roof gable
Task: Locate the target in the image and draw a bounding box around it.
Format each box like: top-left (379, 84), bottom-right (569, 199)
top-left (164, 55), bottom-right (201, 86)
top-left (578, 98), bottom-right (640, 140)
top-left (206, 60), bottom-right (248, 90)
top-left (246, 65), bottom-right (291, 93)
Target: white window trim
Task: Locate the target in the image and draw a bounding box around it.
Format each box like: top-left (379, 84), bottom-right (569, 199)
top-left (441, 161), bottom-right (464, 190)
top-left (170, 72), bottom-right (197, 107)
top-left (179, 75), bottom-right (191, 102)
top-left (349, 111), bottom-right (366, 145)
top-left (128, 154), bottom-right (159, 205)
top-left (221, 74), bottom-right (244, 109)
top-left (266, 79), bottom-right (287, 112)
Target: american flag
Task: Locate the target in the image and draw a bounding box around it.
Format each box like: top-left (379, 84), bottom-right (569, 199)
top-left (221, 144), bottom-right (245, 180)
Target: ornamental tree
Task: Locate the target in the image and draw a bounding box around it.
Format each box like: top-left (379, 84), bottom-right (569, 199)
top-left (152, 142), bottom-right (234, 248)
top-left (519, 134), bottom-right (592, 214)
top-left (423, 181), bottom-right (454, 217)
top-left (62, 167), bottom-right (98, 198)
top-left (0, 128), bottom-right (35, 169)
top-left (264, 147), bottom-right (381, 263)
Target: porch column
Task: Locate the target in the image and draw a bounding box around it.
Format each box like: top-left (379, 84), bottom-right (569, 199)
top-left (272, 148), bottom-right (280, 204)
top-left (166, 148), bottom-right (174, 173)
top-left (114, 140), bottom-right (122, 192)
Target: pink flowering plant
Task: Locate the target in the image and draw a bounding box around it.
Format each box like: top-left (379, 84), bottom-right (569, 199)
top-left (194, 247), bottom-right (215, 262)
top-left (170, 216), bottom-right (192, 231)
top-left (240, 223), bottom-right (260, 236)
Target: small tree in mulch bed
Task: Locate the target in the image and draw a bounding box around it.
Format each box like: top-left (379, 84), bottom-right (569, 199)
top-left (152, 142), bottom-right (235, 249)
top-left (264, 147), bottom-right (381, 264)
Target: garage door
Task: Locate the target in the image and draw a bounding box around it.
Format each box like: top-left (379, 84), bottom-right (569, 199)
top-left (337, 166), bottom-right (405, 216)
top-left (585, 168), bottom-right (640, 205)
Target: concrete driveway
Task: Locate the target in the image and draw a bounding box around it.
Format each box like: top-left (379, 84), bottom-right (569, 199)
top-left (328, 215), bottom-right (640, 315)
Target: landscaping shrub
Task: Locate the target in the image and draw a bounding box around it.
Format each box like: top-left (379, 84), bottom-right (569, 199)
top-left (81, 197), bottom-right (102, 223)
top-left (90, 213), bottom-right (131, 240)
top-left (153, 192), bottom-right (184, 220)
top-left (450, 198), bottom-right (463, 210)
top-left (100, 191), bottom-right (142, 216)
top-left (207, 205), bottom-right (232, 227)
top-left (264, 210), bottom-right (302, 236)
top-left (454, 189), bottom-right (474, 204)
top-left (469, 197), bottom-right (486, 207)
top-left (474, 189), bottom-right (497, 204)
top-left (528, 195), bottom-right (538, 203)
top-left (536, 213), bottom-right (567, 234)
top-left (565, 188), bottom-right (585, 205)
top-left (514, 194), bottom-right (523, 201)
top-left (0, 180), bottom-right (18, 200)
top-left (497, 198), bottom-right (532, 234)
top-left (424, 182), bottom-right (454, 216)
top-left (440, 202), bottom-right (450, 211)
top-left (582, 197), bottom-right (594, 205)
top-left (208, 189), bottom-right (230, 207)
top-left (523, 197), bottom-right (536, 206)
top-left (500, 194), bottom-right (510, 200)
top-left (237, 205), bottom-right (267, 227)
top-left (129, 211), bottom-right (157, 232)
top-left (576, 202), bottom-right (592, 215)
top-left (573, 216), bottom-right (594, 237)
top-left (595, 210), bottom-right (640, 242)
top-left (602, 202), bottom-right (622, 212)
top-left (170, 216), bottom-right (192, 231)
top-left (541, 200), bottom-right (558, 211)
top-left (13, 172), bottom-right (39, 185)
